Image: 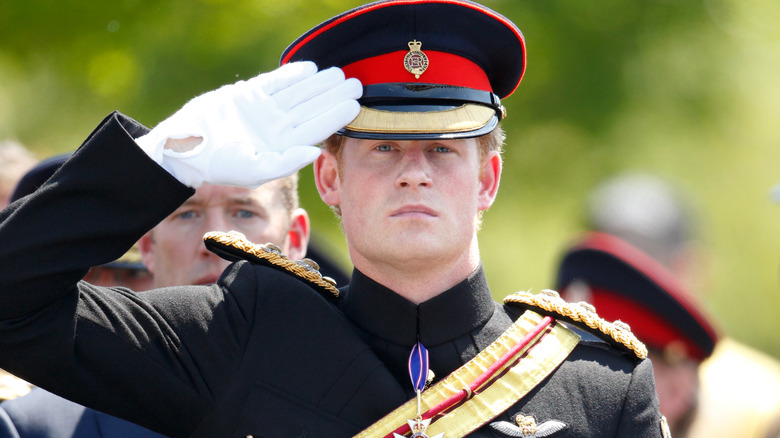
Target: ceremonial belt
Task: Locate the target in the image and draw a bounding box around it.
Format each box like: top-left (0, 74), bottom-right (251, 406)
top-left (354, 310), bottom-right (580, 438)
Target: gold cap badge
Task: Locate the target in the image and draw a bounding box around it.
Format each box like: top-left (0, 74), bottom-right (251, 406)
top-left (404, 40), bottom-right (429, 79)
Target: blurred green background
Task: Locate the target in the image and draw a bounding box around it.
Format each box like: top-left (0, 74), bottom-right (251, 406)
top-left (2, 0), bottom-right (779, 358)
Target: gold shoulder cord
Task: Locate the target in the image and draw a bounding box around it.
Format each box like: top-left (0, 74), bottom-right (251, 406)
top-left (503, 290), bottom-right (648, 360)
top-left (203, 231), bottom-right (339, 298)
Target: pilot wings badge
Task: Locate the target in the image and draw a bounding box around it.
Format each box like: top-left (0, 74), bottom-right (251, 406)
top-left (489, 414), bottom-right (567, 437)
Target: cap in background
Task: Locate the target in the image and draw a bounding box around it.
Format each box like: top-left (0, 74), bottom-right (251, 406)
top-left (556, 232), bottom-right (718, 362)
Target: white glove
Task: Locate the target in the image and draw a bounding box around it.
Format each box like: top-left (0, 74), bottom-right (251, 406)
top-left (135, 61), bottom-right (362, 188)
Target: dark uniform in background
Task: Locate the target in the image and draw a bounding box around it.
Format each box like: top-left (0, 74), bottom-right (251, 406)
top-left (0, 1), bottom-right (665, 436)
top-left (0, 155), bottom-right (164, 438)
top-left (556, 231), bottom-right (719, 437)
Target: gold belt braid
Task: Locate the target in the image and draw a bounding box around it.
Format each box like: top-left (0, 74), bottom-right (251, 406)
top-left (353, 310), bottom-right (580, 438)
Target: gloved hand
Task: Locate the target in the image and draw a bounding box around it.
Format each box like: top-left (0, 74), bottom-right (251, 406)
top-left (135, 61), bottom-right (362, 188)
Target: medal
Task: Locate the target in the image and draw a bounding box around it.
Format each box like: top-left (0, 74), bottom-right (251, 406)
top-left (393, 341), bottom-right (444, 438)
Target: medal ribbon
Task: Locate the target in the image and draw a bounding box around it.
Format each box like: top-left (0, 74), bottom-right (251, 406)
top-left (388, 316), bottom-right (554, 437)
top-left (408, 341), bottom-right (429, 394)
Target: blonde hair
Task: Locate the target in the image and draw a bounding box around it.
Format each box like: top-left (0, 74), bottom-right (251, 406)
top-left (273, 173), bottom-right (300, 215)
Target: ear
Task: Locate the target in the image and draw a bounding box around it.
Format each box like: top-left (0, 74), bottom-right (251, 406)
top-left (286, 208), bottom-right (311, 261)
top-left (478, 151), bottom-right (502, 211)
top-left (313, 150), bottom-right (341, 207)
top-left (137, 232), bottom-right (156, 275)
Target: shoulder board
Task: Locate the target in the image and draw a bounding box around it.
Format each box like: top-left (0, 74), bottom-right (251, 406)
top-left (203, 230), bottom-right (340, 298)
top-left (503, 290), bottom-right (648, 360)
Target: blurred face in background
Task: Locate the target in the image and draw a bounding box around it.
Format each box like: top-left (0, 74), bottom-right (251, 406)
top-left (139, 180), bottom-right (309, 288)
top-left (649, 350), bottom-right (700, 437)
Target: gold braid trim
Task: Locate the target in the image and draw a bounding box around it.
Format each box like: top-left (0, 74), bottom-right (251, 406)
top-left (503, 290), bottom-right (647, 360)
top-left (203, 230), bottom-right (339, 298)
top-left (354, 310), bottom-right (580, 438)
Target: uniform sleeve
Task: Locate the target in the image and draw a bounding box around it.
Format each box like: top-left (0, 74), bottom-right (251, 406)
top-left (616, 358), bottom-right (665, 437)
top-left (0, 113), bottom-right (232, 437)
top-left (0, 112), bottom-right (193, 319)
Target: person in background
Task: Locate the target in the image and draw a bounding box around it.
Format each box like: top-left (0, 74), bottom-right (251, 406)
top-left (586, 173), bottom-right (701, 289)
top-left (0, 154), bottom-right (316, 437)
top-left (9, 153), bottom-right (155, 291)
top-left (556, 231), bottom-right (719, 437)
top-left (137, 177), bottom-right (310, 289)
top-left (9, 153), bottom-right (345, 291)
top-left (0, 140), bottom-right (36, 212)
top-left (0, 154), bottom-right (163, 438)
top-left (588, 172), bottom-right (780, 437)
top-left (0, 141), bottom-right (37, 404)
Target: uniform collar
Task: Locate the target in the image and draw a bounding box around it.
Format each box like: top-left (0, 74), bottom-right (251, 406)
top-left (340, 265), bottom-right (495, 347)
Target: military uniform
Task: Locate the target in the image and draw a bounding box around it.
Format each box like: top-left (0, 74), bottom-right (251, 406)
top-left (0, 113), bottom-right (663, 437)
top-left (0, 0), bottom-right (666, 436)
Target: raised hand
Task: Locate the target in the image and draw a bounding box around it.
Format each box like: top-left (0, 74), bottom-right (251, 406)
top-left (136, 61), bottom-right (362, 188)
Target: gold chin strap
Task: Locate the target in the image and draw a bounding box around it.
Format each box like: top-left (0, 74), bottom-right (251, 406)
top-left (354, 310), bottom-right (579, 438)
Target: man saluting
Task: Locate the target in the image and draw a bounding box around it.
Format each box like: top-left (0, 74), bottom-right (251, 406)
top-left (0, 1), bottom-right (666, 436)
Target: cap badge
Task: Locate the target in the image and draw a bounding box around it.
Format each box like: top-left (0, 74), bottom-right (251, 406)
top-left (404, 40), bottom-right (429, 79)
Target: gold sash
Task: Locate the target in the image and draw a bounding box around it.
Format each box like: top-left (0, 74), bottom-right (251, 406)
top-left (354, 310), bottom-right (579, 438)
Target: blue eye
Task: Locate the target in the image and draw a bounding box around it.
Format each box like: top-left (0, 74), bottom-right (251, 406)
top-left (376, 144), bottom-right (393, 152)
top-left (178, 210), bottom-right (197, 220)
top-left (235, 210), bottom-right (255, 219)
top-left (434, 146), bottom-right (451, 153)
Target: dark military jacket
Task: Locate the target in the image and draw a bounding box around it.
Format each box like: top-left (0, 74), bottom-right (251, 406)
top-left (0, 113), bottom-right (664, 437)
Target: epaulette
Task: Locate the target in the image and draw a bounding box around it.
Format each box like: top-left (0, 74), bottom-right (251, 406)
top-left (503, 290), bottom-right (648, 360)
top-left (203, 231), bottom-right (340, 298)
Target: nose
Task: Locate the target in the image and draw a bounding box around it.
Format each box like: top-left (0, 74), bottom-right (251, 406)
top-left (395, 148), bottom-right (432, 189)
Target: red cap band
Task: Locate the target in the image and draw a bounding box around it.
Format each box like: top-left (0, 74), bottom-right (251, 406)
top-left (342, 50), bottom-right (492, 92)
top-left (583, 287), bottom-right (708, 361)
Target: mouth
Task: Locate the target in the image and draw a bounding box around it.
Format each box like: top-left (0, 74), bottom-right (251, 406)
top-left (390, 204), bottom-right (437, 218)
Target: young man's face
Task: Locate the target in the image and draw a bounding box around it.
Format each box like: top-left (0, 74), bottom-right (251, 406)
top-left (317, 137), bottom-right (500, 272)
top-left (139, 182), bottom-right (308, 288)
